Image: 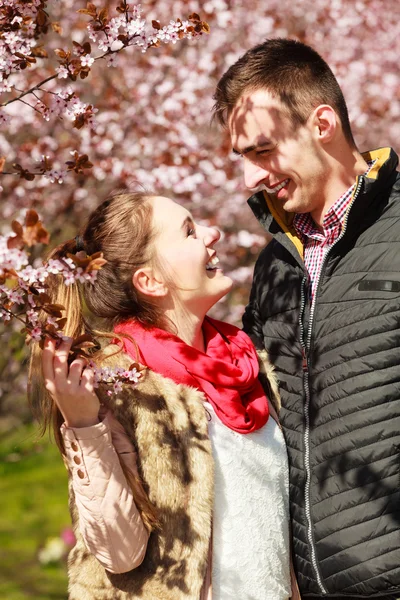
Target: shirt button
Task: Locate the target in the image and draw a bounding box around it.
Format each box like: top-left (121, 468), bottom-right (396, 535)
top-left (77, 469), bottom-right (85, 479)
top-left (73, 455), bottom-right (81, 465)
top-left (71, 441), bottom-right (78, 452)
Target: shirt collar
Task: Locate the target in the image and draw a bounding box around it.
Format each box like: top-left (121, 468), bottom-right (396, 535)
top-left (293, 160), bottom-right (375, 239)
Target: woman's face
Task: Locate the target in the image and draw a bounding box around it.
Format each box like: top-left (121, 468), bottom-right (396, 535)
top-left (149, 196), bottom-right (233, 316)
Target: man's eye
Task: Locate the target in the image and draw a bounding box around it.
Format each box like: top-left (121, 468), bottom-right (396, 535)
top-left (257, 148), bottom-right (273, 156)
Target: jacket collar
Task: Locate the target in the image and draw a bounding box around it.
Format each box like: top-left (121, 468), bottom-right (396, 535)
top-left (247, 147), bottom-right (399, 261)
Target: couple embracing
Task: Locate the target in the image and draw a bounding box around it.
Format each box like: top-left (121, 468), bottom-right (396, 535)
top-left (30, 38), bottom-right (400, 600)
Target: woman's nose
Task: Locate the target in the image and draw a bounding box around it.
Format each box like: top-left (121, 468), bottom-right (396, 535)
top-left (203, 225), bottom-right (221, 246)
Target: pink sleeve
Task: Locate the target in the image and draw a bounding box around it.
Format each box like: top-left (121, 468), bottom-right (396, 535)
top-left (61, 410), bottom-right (149, 574)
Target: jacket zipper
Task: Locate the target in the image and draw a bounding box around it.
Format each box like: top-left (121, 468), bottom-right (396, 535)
top-left (299, 175), bottom-right (364, 595)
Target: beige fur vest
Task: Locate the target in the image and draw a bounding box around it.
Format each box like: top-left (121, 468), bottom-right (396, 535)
top-left (67, 346), bottom-right (279, 600)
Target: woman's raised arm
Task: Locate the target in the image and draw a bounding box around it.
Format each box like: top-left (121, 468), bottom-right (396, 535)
top-left (42, 336), bottom-right (149, 573)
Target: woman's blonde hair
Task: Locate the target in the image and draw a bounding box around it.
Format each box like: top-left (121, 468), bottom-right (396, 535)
top-left (29, 190), bottom-right (162, 530)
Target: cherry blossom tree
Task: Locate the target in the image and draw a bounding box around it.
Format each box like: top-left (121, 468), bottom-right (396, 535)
top-left (1, 0), bottom-right (399, 421)
top-left (0, 0), bottom-right (211, 418)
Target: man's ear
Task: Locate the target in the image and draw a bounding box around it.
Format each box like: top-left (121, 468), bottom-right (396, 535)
top-left (132, 267), bottom-right (168, 298)
top-left (311, 104), bottom-right (337, 143)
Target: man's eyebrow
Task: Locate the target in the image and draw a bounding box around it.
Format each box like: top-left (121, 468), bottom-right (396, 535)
top-left (232, 141), bottom-right (273, 156)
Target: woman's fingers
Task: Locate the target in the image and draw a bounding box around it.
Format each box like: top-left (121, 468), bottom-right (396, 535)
top-left (80, 365), bottom-right (95, 393)
top-left (42, 336), bottom-right (56, 393)
top-left (53, 337), bottom-right (73, 381)
top-left (43, 336), bottom-right (89, 392)
top-left (68, 357), bottom-right (89, 387)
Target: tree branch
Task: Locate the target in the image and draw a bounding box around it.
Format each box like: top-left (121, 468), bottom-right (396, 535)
top-left (1, 74), bottom-right (57, 107)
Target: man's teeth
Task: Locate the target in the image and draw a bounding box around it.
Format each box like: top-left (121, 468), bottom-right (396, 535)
top-left (265, 179), bottom-right (289, 194)
top-left (206, 256), bottom-right (219, 270)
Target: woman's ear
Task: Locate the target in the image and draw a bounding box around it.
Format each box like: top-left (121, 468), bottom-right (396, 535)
top-left (132, 267), bottom-right (168, 298)
top-left (311, 104), bottom-right (337, 143)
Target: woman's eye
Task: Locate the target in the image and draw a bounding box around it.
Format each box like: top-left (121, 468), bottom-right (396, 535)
top-left (187, 227), bottom-right (196, 237)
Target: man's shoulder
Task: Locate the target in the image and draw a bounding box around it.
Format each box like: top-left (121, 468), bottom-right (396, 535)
top-left (390, 170), bottom-right (400, 195)
top-left (252, 240), bottom-right (274, 276)
top-left (253, 233), bottom-right (302, 271)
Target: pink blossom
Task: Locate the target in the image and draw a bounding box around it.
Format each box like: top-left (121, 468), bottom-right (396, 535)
top-left (106, 54), bottom-right (118, 67)
top-left (125, 19), bottom-right (146, 37)
top-left (45, 169), bottom-right (66, 184)
top-left (84, 270), bottom-right (98, 284)
top-left (0, 79), bottom-right (13, 93)
top-left (87, 24), bottom-right (98, 42)
top-left (25, 21), bottom-right (36, 35)
top-left (30, 326), bottom-right (42, 341)
top-left (56, 65), bottom-right (69, 79)
top-left (80, 55), bottom-right (94, 68)
top-left (27, 294), bottom-right (37, 307)
top-left (128, 370), bottom-right (141, 384)
top-left (113, 380), bottom-right (123, 394)
top-left (97, 39), bottom-right (110, 52)
top-left (63, 271), bottom-right (76, 286)
top-left (7, 288), bottom-right (25, 304)
top-left (0, 308), bottom-right (11, 322)
top-left (26, 309), bottom-right (39, 326)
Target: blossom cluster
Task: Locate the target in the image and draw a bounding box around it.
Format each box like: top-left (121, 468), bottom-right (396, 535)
top-left (1, 2), bottom-right (209, 181)
top-left (0, 228), bottom-right (101, 332)
top-left (0, 212), bottom-right (142, 395)
top-left (0, 0), bottom-right (45, 94)
top-left (85, 7), bottom-right (208, 55)
top-left (91, 363), bottom-right (142, 396)
top-left (37, 87), bottom-right (99, 132)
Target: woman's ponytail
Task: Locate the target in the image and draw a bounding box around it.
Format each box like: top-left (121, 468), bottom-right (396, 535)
top-left (28, 238), bottom-right (86, 453)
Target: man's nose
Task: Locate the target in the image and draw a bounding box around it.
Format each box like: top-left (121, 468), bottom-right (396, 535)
top-left (244, 158), bottom-right (268, 190)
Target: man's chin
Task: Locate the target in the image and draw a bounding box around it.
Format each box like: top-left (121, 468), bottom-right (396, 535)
top-left (281, 196), bottom-right (308, 215)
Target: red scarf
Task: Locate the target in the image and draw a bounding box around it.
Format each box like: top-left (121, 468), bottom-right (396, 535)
top-left (114, 316), bottom-right (269, 434)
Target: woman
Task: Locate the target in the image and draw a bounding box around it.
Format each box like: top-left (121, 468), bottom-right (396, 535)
top-left (30, 191), bottom-right (299, 600)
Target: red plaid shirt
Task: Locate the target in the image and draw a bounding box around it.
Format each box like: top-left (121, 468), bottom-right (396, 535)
top-left (293, 162), bottom-right (374, 304)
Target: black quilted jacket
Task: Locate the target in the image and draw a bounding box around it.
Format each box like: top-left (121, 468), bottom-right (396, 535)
top-left (243, 148), bottom-right (400, 598)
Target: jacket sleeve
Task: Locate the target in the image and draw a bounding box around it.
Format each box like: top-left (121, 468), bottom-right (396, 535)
top-left (61, 410), bottom-right (149, 574)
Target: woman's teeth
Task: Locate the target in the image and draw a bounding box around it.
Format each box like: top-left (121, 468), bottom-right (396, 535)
top-left (206, 256), bottom-right (219, 270)
top-left (265, 179), bottom-right (289, 194)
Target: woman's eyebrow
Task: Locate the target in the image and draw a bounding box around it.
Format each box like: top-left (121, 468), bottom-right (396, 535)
top-left (180, 215), bottom-right (194, 231)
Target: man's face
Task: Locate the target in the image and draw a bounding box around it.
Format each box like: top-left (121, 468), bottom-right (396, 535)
top-left (228, 88), bottom-right (327, 215)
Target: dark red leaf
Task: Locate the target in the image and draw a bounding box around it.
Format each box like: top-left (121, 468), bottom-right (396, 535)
top-left (25, 209), bottom-right (39, 227)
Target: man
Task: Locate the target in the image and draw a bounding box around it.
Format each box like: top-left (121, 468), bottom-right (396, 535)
top-left (213, 38), bottom-right (400, 599)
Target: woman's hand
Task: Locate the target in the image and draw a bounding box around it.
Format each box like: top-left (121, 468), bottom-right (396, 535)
top-left (42, 336), bottom-right (100, 428)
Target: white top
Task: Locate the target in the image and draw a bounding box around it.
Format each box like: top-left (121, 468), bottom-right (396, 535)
top-left (205, 402), bottom-right (291, 600)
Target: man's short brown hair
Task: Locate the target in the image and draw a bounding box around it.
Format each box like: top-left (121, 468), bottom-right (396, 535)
top-left (213, 38), bottom-right (355, 147)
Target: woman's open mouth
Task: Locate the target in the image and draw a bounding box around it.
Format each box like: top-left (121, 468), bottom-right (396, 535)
top-left (206, 256), bottom-right (220, 271)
